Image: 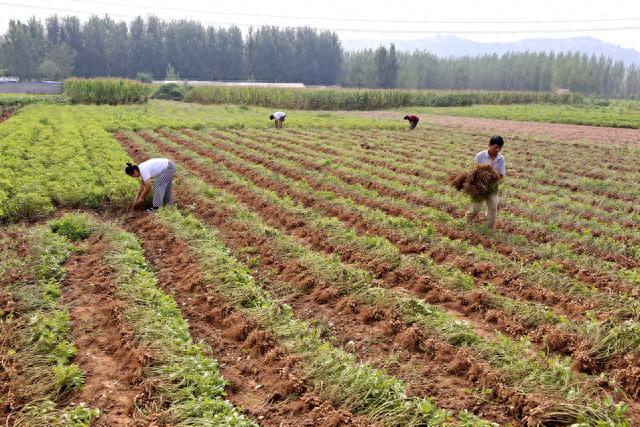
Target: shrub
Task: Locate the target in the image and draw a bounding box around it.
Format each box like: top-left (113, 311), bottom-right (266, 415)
top-left (136, 72), bottom-right (153, 83)
top-left (64, 78), bottom-right (152, 105)
top-left (153, 82), bottom-right (190, 101)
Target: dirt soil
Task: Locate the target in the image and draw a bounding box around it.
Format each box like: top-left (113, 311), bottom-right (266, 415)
top-left (62, 236), bottom-right (155, 426)
top-left (125, 215), bottom-right (369, 427)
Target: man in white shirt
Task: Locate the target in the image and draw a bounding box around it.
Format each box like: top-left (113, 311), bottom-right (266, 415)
top-left (269, 111), bottom-right (286, 128)
top-left (465, 136), bottom-right (505, 229)
top-left (125, 158), bottom-right (176, 211)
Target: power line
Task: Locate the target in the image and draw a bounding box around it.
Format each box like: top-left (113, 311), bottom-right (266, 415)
top-left (71, 0), bottom-right (640, 26)
top-left (2, 1), bottom-right (640, 34)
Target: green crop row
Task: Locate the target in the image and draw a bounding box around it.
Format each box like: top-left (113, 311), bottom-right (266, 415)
top-left (185, 86), bottom-right (584, 110)
top-left (64, 78), bottom-right (153, 105)
top-left (49, 213), bottom-right (255, 425)
top-left (0, 106), bottom-right (136, 221)
top-left (123, 129), bottom-right (629, 425)
top-left (1, 225), bottom-right (99, 425)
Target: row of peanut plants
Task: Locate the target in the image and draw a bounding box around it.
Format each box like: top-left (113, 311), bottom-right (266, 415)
top-left (121, 128), bottom-right (631, 425)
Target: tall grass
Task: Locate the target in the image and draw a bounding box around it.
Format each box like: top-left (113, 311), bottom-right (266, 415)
top-left (64, 78), bottom-right (152, 105)
top-left (185, 86), bottom-right (584, 110)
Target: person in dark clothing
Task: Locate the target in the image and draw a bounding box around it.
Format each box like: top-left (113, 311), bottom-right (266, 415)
top-left (404, 114), bottom-right (419, 129)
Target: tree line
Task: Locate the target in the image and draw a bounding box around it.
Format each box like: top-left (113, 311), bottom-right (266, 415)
top-left (1, 15), bottom-right (639, 97)
top-left (0, 16), bottom-right (342, 85)
top-left (351, 49), bottom-right (638, 98)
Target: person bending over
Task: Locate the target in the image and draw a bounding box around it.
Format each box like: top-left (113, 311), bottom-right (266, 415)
top-left (125, 158), bottom-right (176, 211)
top-left (404, 114), bottom-right (419, 129)
top-left (270, 111), bottom-right (286, 128)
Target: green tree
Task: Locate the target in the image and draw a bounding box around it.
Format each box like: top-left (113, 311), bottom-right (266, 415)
top-left (3, 19), bottom-right (45, 80)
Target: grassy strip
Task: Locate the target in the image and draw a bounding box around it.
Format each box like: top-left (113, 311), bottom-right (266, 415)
top-left (154, 208), bottom-right (480, 427)
top-left (122, 130), bottom-right (629, 425)
top-left (48, 213), bottom-right (255, 426)
top-left (1, 224), bottom-right (98, 425)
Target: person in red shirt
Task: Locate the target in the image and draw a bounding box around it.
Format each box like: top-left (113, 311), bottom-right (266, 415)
top-left (404, 114), bottom-right (419, 129)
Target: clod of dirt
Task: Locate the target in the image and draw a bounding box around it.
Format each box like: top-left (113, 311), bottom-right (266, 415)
top-left (543, 327), bottom-right (578, 355)
top-left (335, 296), bottom-right (359, 314)
top-left (358, 306), bottom-right (384, 324)
top-left (312, 287), bottom-right (339, 304)
top-left (396, 325), bottom-right (426, 352)
top-left (243, 330), bottom-right (276, 356)
top-left (613, 354), bottom-right (640, 399)
top-left (224, 315), bottom-right (257, 341)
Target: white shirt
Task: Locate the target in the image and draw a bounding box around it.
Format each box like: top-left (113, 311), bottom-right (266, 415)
top-left (273, 111), bottom-right (286, 120)
top-left (138, 158), bottom-right (169, 182)
top-left (475, 150), bottom-right (506, 176)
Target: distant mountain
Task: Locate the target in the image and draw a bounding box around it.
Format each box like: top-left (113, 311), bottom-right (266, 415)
top-left (342, 36), bottom-right (640, 65)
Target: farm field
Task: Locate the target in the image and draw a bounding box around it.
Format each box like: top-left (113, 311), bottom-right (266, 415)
top-left (2, 99), bottom-right (640, 426)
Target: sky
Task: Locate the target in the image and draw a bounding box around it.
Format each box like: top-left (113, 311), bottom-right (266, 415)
top-left (1, 0), bottom-right (639, 50)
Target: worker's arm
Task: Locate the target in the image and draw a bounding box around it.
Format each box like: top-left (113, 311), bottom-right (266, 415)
top-left (134, 180), bottom-right (152, 206)
top-left (135, 180), bottom-right (145, 201)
